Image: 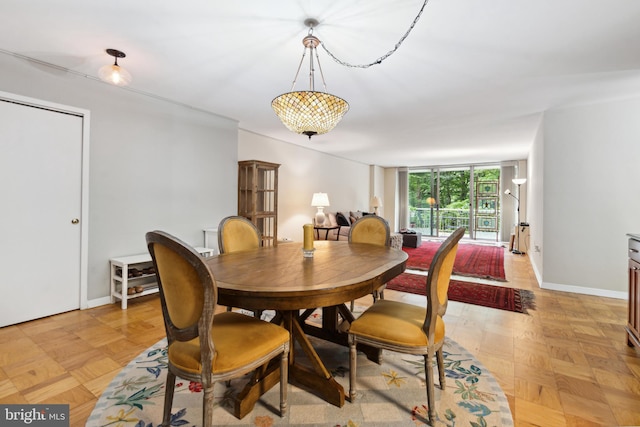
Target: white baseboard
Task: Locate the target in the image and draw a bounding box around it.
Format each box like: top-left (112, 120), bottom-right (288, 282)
top-left (541, 281), bottom-right (627, 300)
top-left (530, 256), bottom-right (543, 286)
top-left (86, 296), bottom-right (113, 309)
top-left (528, 253), bottom-right (625, 299)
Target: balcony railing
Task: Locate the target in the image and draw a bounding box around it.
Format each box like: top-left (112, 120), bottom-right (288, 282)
top-left (410, 207), bottom-right (470, 233)
top-left (410, 207), bottom-right (501, 241)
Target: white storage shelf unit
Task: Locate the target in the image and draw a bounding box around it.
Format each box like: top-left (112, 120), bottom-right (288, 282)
top-left (110, 247), bottom-right (215, 309)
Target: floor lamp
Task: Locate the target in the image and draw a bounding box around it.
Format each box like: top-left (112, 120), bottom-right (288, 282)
top-left (505, 178), bottom-right (527, 254)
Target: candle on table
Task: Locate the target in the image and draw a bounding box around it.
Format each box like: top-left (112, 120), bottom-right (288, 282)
top-left (303, 224), bottom-right (314, 251)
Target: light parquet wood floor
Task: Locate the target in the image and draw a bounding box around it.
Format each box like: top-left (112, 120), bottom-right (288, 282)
top-left (0, 249), bottom-right (638, 426)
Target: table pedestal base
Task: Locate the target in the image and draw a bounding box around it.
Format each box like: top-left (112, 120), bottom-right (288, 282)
top-left (230, 304), bottom-right (384, 418)
top-left (231, 309), bottom-right (349, 418)
top-left (301, 305), bottom-right (383, 364)
top-left (232, 363), bottom-right (281, 419)
top-left (286, 310), bottom-right (346, 407)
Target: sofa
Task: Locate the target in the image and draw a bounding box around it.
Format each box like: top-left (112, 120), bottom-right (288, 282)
top-left (314, 211), bottom-right (404, 250)
top-left (314, 210), bottom-right (371, 241)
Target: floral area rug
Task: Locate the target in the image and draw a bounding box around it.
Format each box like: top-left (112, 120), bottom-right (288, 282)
top-left (387, 273), bottom-right (536, 314)
top-left (87, 321), bottom-right (513, 426)
top-left (404, 242), bottom-right (506, 281)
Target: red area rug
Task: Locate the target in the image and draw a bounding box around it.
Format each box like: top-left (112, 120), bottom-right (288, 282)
top-left (404, 241), bottom-right (506, 281)
top-left (387, 273), bottom-right (535, 314)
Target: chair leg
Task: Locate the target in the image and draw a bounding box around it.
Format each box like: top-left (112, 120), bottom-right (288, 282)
top-left (372, 286), bottom-right (385, 303)
top-left (436, 348), bottom-right (445, 389)
top-left (424, 353), bottom-right (436, 425)
top-left (350, 300), bottom-right (355, 312)
top-left (280, 347), bottom-right (289, 416)
top-left (348, 334), bottom-right (357, 401)
top-left (162, 371), bottom-right (176, 427)
top-left (202, 383), bottom-right (215, 427)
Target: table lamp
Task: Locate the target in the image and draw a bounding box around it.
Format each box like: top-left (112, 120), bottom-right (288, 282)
top-left (371, 196), bottom-right (382, 215)
top-left (311, 192), bottom-right (330, 226)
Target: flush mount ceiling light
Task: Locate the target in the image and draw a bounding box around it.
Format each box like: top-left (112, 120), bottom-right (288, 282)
top-left (99, 48), bottom-right (132, 86)
top-left (271, 19), bottom-right (349, 140)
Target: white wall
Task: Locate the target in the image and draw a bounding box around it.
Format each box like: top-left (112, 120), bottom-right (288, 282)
top-left (384, 168), bottom-right (401, 231)
top-left (541, 96), bottom-right (640, 297)
top-left (0, 53), bottom-right (238, 302)
top-left (238, 130), bottom-right (371, 242)
top-left (528, 120), bottom-right (544, 284)
top-left (370, 165), bottom-right (385, 216)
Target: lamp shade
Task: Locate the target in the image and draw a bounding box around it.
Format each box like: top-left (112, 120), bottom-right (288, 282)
top-left (512, 178), bottom-right (527, 185)
top-left (272, 91), bottom-right (349, 138)
top-left (311, 192), bottom-right (330, 207)
top-left (99, 64), bottom-right (132, 86)
top-left (371, 196), bottom-right (382, 207)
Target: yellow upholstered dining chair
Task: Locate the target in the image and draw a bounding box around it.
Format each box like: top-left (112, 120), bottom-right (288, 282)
top-left (348, 226), bottom-right (465, 426)
top-left (146, 230), bottom-right (289, 427)
top-left (218, 215), bottom-right (261, 254)
top-left (217, 215), bottom-right (262, 315)
top-left (348, 215), bottom-right (391, 309)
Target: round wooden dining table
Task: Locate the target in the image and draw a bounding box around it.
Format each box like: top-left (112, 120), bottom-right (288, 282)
top-left (204, 240), bottom-right (407, 418)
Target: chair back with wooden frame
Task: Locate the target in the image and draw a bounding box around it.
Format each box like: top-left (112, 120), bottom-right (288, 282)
top-left (348, 226), bottom-right (465, 425)
top-left (218, 215), bottom-right (261, 254)
top-left (146, 230), bottom-right (289, 427)
top-left (217, 215), bottom-right (264, 315)
top-left (348, 215), bottom-right (390, 247)
top-left (348, 215), bottom-right (392, 307)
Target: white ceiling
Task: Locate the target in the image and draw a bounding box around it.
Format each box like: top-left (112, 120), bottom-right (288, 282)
top-left (2, 0), bottom-right (640, 167)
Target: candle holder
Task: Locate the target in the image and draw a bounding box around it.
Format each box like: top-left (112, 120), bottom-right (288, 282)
top-left (302, 248), bottom-right (315, 258)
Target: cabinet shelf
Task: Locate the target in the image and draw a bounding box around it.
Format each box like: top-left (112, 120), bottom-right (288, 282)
top-left (111, 283), bottom-right (159, 300)
top-left (112, 273), bottom-right (156, 282)
top-left (110, 247), bottom-right (214, 309)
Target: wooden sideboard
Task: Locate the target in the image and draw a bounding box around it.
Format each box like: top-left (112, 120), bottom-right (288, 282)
top-left (627, 234), bottom-right (640, 348)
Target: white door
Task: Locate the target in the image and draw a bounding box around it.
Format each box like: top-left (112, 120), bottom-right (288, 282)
top-left (0, 98), bottom-right (84, 327)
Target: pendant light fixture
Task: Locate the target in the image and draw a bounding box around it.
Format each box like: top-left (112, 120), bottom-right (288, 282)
top-left (272, 19), bottom-right (349, 139)
top-left (99, 48), bottom-right (132, 86)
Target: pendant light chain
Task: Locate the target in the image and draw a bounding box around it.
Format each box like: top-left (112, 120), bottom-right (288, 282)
top-left (321, 0), bottom-right (430, 69)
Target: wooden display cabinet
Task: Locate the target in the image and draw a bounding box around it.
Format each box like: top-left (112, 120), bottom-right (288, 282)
top-left (238, 160), bottom-right (280, 247)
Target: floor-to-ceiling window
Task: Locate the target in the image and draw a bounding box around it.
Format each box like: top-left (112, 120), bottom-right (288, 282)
top-left (408, 169), bottom-right (437, 235)
top-left (472, 165), bottom-right (501, 240)
top-left (408, 164), bottom-right (501, 241)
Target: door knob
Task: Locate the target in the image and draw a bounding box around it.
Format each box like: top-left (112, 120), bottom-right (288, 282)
top-left (71, 218), bottom-right (80, 224)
